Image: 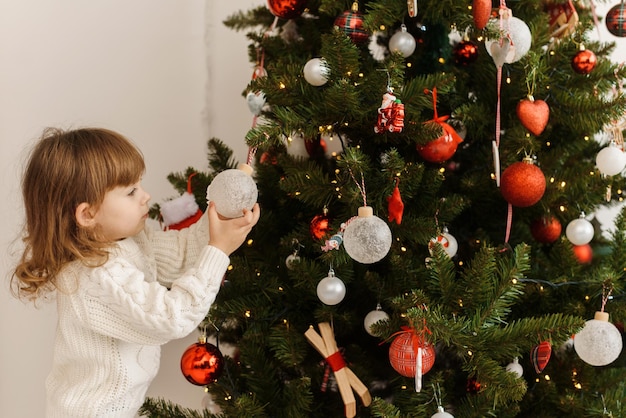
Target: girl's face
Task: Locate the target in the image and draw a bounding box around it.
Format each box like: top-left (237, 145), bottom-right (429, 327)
top-left (92, 181), bottom-right (151, 241)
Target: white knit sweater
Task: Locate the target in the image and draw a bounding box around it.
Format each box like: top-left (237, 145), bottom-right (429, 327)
top-left (45, 215), bottom-right (229, 417)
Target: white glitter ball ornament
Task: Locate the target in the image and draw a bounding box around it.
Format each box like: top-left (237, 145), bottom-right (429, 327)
top-left (364, 303), bottom-right (390, 336)
top-left (343, 206), bottom-right (392, 264)
top-left (596, 143), bottom-right (626, 176)
top-left (316, 269), bottom-right (346, 305)
top-left (574, 311), bottom-right (623, 366)
top-left (206, 163), bottom-right (258, 219)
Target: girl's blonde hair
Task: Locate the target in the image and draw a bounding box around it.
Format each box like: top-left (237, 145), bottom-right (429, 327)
top-left (12, 127), bottom-right (146, 301)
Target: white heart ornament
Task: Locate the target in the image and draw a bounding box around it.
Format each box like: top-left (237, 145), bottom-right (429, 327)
top-left (246, 91), bottom-right (266, 116)
top-left (488, 38), bottom-right (511, 67)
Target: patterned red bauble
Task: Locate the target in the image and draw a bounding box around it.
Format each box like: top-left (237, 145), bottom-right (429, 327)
top-left (417, 132), bottom-right (462, 163)
top-left (606, 3), bottom-right (626, 37)
top-left (453, 40), bottom-right (479, 66)
top-left (267, 0), bottom-right (307, 20)
top-left (180, 341), bottom-right (224, 386)
top-left (530, 215), bottom-right (562, 244)
top-left (388, 332), bottom-right (436, 378)
top-left (573, 243), bottom-right (593, 264)
top-left (310, 212), bottom-right (331, 240)
top-left (500, 158), bottom-right (546, 207)
top-left (334, 4), bottom-right (369, 44)
top-left (571, 49), bottom-right (597, 74)
top-left (530, 341), bottom-right (552, 373)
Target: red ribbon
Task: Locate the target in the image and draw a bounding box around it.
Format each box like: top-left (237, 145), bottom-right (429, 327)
top-left (326, 351), bottom-right (347, 372)
top-left (424, 87), bottom-right (463, 146)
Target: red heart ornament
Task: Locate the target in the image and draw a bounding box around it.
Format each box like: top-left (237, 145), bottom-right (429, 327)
top-left (472, 0), bottom-right (492, 30)
top-left (516, 98), bottom-right (550, 136)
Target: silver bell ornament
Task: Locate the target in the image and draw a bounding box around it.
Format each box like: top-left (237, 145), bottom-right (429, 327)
top-left (343, 206), bottom-right (392, 264)
top-left (316, 268), bottom-right (346, 305)
top-left (206, 163), bottom-right (258, 219)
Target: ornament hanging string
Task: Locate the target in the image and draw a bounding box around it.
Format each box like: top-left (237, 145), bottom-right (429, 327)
top-left (423, 88), bottom-right (462, 143)
top-left (601, 283), bottom-right (614, 312)
top-left (246, 16), bottom-right (279, 165)
top-left (347, 168), bottom-right (368, 207)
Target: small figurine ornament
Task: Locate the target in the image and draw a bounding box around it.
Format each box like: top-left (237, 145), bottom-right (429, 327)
top-left (375, 89), bottom-right (405, 133)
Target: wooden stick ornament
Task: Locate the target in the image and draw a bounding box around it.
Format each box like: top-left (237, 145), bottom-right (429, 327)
top-left (304, 323), bottom-right (371, 417)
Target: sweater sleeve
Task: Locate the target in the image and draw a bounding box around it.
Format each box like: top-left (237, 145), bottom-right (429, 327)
top-left (75, 244), bottom-right (229, 345)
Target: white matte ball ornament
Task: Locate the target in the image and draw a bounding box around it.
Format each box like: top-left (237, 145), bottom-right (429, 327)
top-left (596, 144), bottom-right (626, 176)
top-left (565, 214), bottom-right (594, 246)
top-left (316, 269), bottom-right (346, 305)
top-left (303, 58), bottom-right (329, 86)
top-left (432, 406), bottom-right (455, 418)
top-left (574, 311), bottom-right (623, 366)
top-left (485, 14), bottom-right (532, 64)
top-left (506, 358), bottom-right (524, 378)
top-left (343, 206), bottom-right (393, 264)
top-left (389, 24), bottom-right (416, 58)
top-left (364, 304), bottom-right (390, 336)
top-left (206, 164), bottom-right (258, 219)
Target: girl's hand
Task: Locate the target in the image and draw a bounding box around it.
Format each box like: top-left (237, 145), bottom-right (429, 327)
top-left (207, 201), bottom-right (260, 256)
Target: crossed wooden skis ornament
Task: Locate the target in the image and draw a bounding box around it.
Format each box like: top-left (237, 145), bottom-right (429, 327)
top-left (304, 323), bottom-right (371, 417)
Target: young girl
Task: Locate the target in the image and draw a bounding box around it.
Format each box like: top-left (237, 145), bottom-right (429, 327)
top-left (12, 127), bottom-right (260, 417)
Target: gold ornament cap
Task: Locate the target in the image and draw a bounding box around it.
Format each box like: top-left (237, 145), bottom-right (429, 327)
top-left (238, 163), bottom-right (254, 176)
top-left (594, 311), bottom-right (610, 322)
top-left (358, 206), bottom-right (374, 217)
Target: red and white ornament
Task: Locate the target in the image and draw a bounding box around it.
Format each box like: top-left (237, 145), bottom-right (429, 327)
top-left (429, 227), bottom-right (458, 258)
top-left (516, 96), bottom-right (550, 136)
top-left (160, 173), bottom-right (203, 231)
top-left (606, 2), bottom-right (626, 38)
top-left (500, 157), bottom-right (546, 207)
top-left (389, 330), bottom-right (436, 391)
top-left (530, 340), bottom-right (552, 373)
top-left (334, 2), bottom-right (369, 44)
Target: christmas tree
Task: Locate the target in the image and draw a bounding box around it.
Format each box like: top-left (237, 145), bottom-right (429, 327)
top-left (140, 0), bottom-right (626, 417)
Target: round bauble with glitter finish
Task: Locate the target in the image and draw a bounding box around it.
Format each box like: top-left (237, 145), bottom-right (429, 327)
top-left (334, 5), bottom-right (369, 44)
top-left (432, 406), bottom-right (455, 418)
top-left (606, 3), bottom-right (626, 37)
top-left (303, 57), bottom-right (329, 86)
top-left (388, 332), bottom-right (436, 378)
top-left (574, 311), bottom-right (623, 366)
top-left (389, 24), bottom-right (416, 58)
top-left (316, 270), bottom-right (346, 305)
top-left (343, 206), bottom-right (392, 264)
top-left (530, 215), bottom-right (562, 244)
top-left (571, 49), bottom-right (597, 74)
top-left (565, 216), bottom-right (594, 245)
top-left (364, 304), bottom-right (390, 336)
top-left (500, 158), bottom-right (546, 207)
top-left (596, 144), bottom-right (626, 176)
top-left (206, 164), bottom-right (258, 219)
top-left (267, 0), bottom-right (307, 20)
top-left (453, 40), bottom-right (479, 66)
top-left (485, 15), bottom-right (532, 64)
top-left (180, 341), bottom-right (224, 386)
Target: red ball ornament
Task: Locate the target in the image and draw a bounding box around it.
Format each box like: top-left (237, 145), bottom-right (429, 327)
top-left (267, 0), bottom-right (307, 20)
top-left (531, 215), bottom-right (562, 244)
top-left (606, 3), bottom-right (626, 37)
top-left (180, 341), bottom-right (224, 386)
top-left (573, 243), bottom-right (593, 264)
top-left (453, 40), bottom-right (479, 66)
top-left (310, 212), bottom-right (331, 240)
top-left (334, 3), bottom-right (369, 44)
top-left (417, 131), bottom-right (463, 163)
top-left (500, 157), bottom-right (546, 207)
top-left (571, 49), bottom-right (597, 74)
top-left (388, 332), bottom-right (435, 378)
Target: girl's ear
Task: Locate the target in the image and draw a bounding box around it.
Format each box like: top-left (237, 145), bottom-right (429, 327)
top-left (75, 202), bottom-right (96, 228)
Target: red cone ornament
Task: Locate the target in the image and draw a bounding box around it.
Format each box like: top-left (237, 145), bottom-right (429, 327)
top-left (500, 157), bottom-right (546, 207)
top-left (516, 96), bottom-right (550, 136)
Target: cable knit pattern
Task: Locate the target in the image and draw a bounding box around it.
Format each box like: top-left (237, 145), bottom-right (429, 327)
top-left (45, 215), bottom-right (229, 418)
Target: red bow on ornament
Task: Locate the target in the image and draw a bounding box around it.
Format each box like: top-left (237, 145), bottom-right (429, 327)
top-left (305, 323), bottom-right (371, 417)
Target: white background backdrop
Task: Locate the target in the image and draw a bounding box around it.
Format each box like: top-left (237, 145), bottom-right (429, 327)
top-left (0, 1), bottom-right (624, 416)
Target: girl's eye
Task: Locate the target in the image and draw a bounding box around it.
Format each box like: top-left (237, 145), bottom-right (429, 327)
top-left (128, 188), bottom-right (137, 196)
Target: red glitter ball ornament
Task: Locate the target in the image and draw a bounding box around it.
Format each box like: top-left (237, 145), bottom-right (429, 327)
top-left (310, 211), bottom-right (331, 240)
top-left (453, 40), bottom-right (479, 66)
top-left (606, 3), bottom-right (626, 37)
top-left (267, 0), bottom-right (307, 20)
top-left (530, 216), bottom-right (562, 244)
top-left (571, 49), bottom-right (597, 74)
top-left (388, 332), bottom-right (435, 378)
top-left (334, 2), bottom-right (369, 44)
top-left (500, 157), bottom-right (546, 207)
top-left (180, 341), bottom-right (224, 386)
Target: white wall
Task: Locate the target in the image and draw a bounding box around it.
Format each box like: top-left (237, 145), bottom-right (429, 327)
top-left (1, 2), bottom-right (626, 417)
top-left (0, 1), bottom-right (263, 416)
